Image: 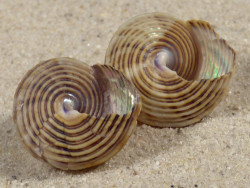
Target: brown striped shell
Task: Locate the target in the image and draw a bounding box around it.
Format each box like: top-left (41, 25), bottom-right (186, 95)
top-left (105, 13), bottom-right (236, 128)
top-left (13, 57), bottom-right (141, 170)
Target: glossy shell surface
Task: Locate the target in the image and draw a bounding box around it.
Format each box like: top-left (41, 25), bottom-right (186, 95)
top-left (105, 13), bottom-right (236, 128)
top-left (13, 57), bottom-right (141, 170)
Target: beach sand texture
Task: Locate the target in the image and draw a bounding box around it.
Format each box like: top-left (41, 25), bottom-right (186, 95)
top-left (0, 0), bottom-right (249, 187)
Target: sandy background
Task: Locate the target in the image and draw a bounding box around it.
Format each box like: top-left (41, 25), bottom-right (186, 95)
top-left (0, 0), bottom-right (249, 187)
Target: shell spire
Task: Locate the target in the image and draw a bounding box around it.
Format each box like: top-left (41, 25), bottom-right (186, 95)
top-left (13, 57), bottom-right (141, 170)
top-left (105, 13), bottom-right (236, 128)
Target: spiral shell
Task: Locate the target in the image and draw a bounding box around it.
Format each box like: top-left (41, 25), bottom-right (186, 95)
top-left (105, 13), bottom-right (236, 128)
top-left (13, 57), bottom-right (141, 170)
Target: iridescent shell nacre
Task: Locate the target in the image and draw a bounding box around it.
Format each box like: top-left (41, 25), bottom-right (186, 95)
top-left (105, 13), bottom-right (236, 128)
top-left (13, 57), bottom-right (141, 170)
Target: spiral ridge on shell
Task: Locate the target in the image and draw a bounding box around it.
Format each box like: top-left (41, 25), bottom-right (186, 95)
top-left (13, 57), bottom-right (141, 170)
top-left (105, 13), bottom-right (236, 127)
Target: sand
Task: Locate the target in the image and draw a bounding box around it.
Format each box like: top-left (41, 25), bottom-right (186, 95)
top-left (0, 0), bottom-right (249, 187)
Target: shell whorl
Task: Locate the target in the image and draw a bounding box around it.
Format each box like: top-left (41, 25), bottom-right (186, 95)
top-left (13, 57), bottom-right (141, 170)
top-left (105, 13), bottom-right (236, 128)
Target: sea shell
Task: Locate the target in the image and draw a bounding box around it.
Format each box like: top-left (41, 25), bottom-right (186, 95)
top-left (105, 13), bottom-right (236, 128)
top-left (13, 57), bottom-right (141, 170)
